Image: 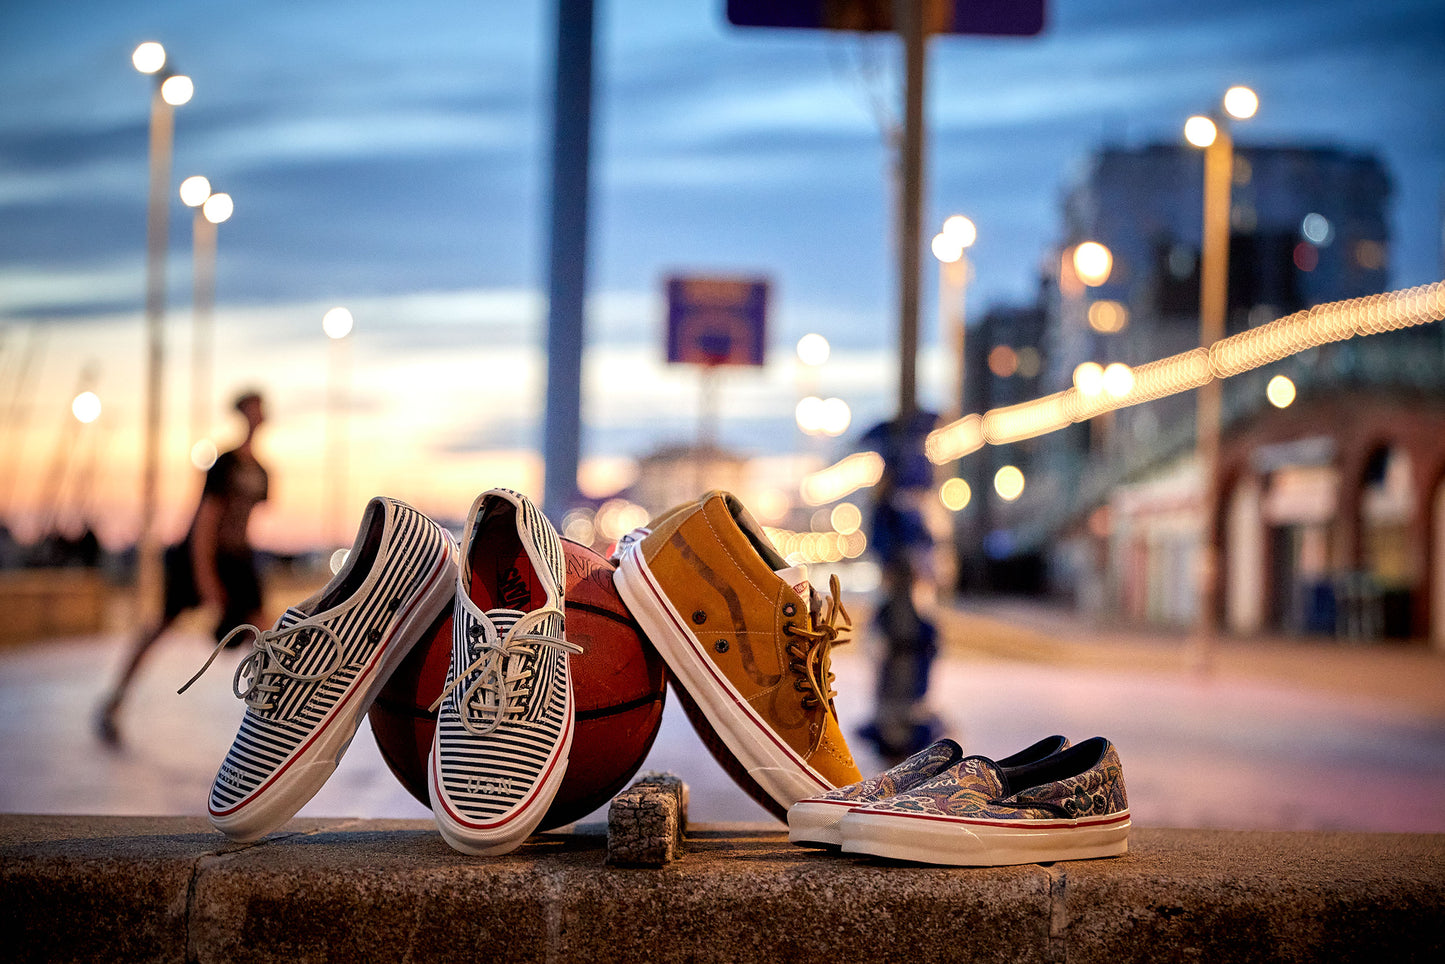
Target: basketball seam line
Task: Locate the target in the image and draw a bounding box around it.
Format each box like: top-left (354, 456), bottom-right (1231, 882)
top-left (370, 688), bottom-right (662, 723)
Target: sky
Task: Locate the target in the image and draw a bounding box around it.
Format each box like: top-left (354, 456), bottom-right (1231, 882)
top-left (1, 0), bottom-right (1443, 552)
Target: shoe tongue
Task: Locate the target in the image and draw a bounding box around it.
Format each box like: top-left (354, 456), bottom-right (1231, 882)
top-left (774, 563), bottom-right (811, 599)
top-left (776, 563), bottom-right (835, 623)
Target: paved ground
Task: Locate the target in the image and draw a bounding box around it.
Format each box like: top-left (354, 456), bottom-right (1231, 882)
top-left (2, 596), bottom-right (1443, 832)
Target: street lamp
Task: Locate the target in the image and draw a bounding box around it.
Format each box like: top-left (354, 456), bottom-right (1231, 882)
top-left (180, 177), bottom-right (233, 469)
top-left (323, 307), bottom-right (354, 550)
top-left (133, 41), bottom-right (192, 616)
top-left (933, 215), bottom-right (976, 418)
top-left (1186, 85), bottom-right (1257, 637)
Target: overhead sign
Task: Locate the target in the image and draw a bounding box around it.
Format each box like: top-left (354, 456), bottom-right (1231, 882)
top-left (725, 0), bottom-right (1046, 36)
top-left (666, 276), bottom-right (769, 367)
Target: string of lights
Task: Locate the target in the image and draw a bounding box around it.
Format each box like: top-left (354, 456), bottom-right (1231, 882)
top-left (801, 280), bottom-right (1445, 505)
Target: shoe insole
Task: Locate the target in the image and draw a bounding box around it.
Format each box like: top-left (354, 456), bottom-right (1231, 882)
top-left (467, 503), bottom-right (546, 613)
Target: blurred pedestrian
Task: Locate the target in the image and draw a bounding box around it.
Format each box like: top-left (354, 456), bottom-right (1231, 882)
top-left (857, 413), bottom-right (942, 762)
top-left (96, 391), bottom-right (270, 746)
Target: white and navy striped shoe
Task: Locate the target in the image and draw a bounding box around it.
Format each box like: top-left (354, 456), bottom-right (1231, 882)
top-left (427, 488), bottom-right (582, 856)
top-left (180, 497), bottom-right (458, 842)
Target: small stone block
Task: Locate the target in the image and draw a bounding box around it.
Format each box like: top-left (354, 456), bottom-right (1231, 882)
top-left (630, 771), bottom-right (689, 841)
top-left (606, 782), bottom-right (682, 867)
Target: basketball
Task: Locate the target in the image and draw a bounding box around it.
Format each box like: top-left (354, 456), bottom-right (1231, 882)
top-left (367, 538), bottom-right (668, 830)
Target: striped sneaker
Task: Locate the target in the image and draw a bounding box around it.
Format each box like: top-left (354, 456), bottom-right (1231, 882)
top-left (787, 735), bottom-right (1069, 847)
top-left (181, 497), bottom-right (458, 842)
top-left (428, 488), bottom-right (582, 856)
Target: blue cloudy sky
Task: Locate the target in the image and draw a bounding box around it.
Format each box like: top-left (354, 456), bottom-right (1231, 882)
top-left (1, 0), bottom-right (1442, 547)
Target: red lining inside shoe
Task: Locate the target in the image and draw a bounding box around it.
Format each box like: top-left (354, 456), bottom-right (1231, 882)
top-left (467, 501), bottom-right (545, 611)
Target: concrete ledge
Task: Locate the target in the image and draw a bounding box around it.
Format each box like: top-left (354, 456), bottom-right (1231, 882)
top-left (2, 815), bottom-right (1442, 963)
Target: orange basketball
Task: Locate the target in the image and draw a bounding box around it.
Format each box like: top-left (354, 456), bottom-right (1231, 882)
top-left (367, 538), bottom-right (668, 830)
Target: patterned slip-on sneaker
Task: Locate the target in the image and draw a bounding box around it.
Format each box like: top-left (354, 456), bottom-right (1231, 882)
top-left (428, 488), bottom-right (582, 856)
top-left (180, 497), bottom-right (458, 842)
top-left (788, 735), bottom-right (1068, 847)
top-left (839, 737), bottom-right (1130, 867)
top-left (613, 490), bottom-right (862, 819)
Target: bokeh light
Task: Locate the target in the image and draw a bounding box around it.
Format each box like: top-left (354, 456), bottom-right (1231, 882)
top-left (71, 391), bottom-right (101, 424)
top-left (179, 175), bottom-right (211, 207)
top-left (942, 214), bottom-right (977, 249)
top-left (831, 501), bottom-right (862, 535)
top-left (1184, 115), bottom-right (1217, 148)
top-left (940, 477), bottom-right (972, 511)
top-left (1223, 86), bottom-right (1259, 120)
top-left (203, 192), bottom-right (233, 224)
top-left (988, 345), bottom-right (1019, 378)
top-left (796, 332), bottom-right (830, 367)
top-left (1102, 362), bottom-right (1135, 398)
top-left (160, 74), bottom-right (193, 106)
top-left (1267, 374), bottom-right (1297, 408)
top-left (190, 439), bottom-right (218, 471)
top-left (132, 42), bottom-right (166, 74)
top-left (1072, 361), bottom-right (1105, 397)
top-left (1072, 242), bottom-right (1113, 286)
top-left (322, 307), bottom-right (354, 339)
top-left (994, 466), bottom-right (1025, 502)
top-left (1088, 300), bottom-right (1129, 333)
top-left (1301, 213), bottom-right (1332, 246)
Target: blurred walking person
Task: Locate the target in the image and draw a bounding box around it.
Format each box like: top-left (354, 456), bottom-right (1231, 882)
top-left (97, 391), bottom-right (270, 746)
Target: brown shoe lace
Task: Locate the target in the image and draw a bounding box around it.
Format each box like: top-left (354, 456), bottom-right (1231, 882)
top-left (784, 573), bottom-right (851, 711)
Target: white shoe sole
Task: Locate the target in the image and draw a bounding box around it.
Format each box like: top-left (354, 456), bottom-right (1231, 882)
top-left (787, 798), bottom-right (856, 846)
top-left (210, 533), bottom-right (458, 842)
top-left (839, 808), bottom-right (1131, 867)
top-left (613, 543), bottom-right (832, 811)
top-left (428, 687), bottom-right (575, 856)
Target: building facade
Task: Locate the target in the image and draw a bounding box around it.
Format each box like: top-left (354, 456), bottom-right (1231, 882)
top-left (966, 141), bottom-right (1445, 644)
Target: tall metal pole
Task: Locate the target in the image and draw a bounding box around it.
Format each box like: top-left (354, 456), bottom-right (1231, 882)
top-left (542, 0), bottom-right (594, 520)
top-left (140, 86), bottom-right (175, 611)
top-left (1195, 122), bottom-right (1233, 638)
top-left (895, 0), bottom-right (926, 419)
top-left (191, 211), bottom-right (217, 452)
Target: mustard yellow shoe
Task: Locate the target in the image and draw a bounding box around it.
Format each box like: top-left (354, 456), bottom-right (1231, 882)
top-left (613, 491), bottom-right (862, 818)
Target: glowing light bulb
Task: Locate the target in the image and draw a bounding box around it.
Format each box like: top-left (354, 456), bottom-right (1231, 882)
top-left (160, 74), bottom-right (193, 106)
top-left (1266, 375), bottom-right (1296, 408)
top-left (179, 175), bottom-right (211, 207)
top-left (1223, 86), bottom-right (1259, 120)
top-left (1184, 115), bottom-right (1217, 148)
top-left (1072, 242), bottom-right (1113, 286)
top-left (994, 466), bottom-right (1025, 502)
top-left (132, 42), bottom-right (166, 74)
top-left (323, 307), bottom-right (354, 339)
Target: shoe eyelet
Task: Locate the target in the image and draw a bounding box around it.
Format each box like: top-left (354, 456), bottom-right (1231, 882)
top-left (714, 639), bottom-right (729, 654)
top-left (692, 610), bottom-right (707, 625)
top-left (782, 604), bottom-right (796, 618)
top-left (367, 629), bottom-right (383, 644)
top-left (386, 598), bottom-right (402, 612)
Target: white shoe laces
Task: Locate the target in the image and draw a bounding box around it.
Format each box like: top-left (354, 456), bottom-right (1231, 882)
top-left (428, 605), bottom-right (580, 737)
top-left (177, 620), bottom-right (344, 712)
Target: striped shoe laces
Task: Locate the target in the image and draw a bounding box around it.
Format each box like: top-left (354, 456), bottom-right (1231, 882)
top-left (428, 605), bottom-right (581, 737)
top-left (178, 620), bottom-right (344, 712)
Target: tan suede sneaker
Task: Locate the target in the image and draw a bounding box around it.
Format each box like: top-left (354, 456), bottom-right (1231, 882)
top-left (613, 490), bottom-right (862, 818)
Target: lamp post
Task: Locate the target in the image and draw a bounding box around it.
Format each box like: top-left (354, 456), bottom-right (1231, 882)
top-left (1186, 86), bottom-right (1257, 637)
top-left (133, 42), bottom-right (192, 612)
top-left (179, 176), bottom-right (232, 469)
top-left (932, 215), bottom-right (976, 419)
top-left (323, 307), bottom-right (354, 551)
